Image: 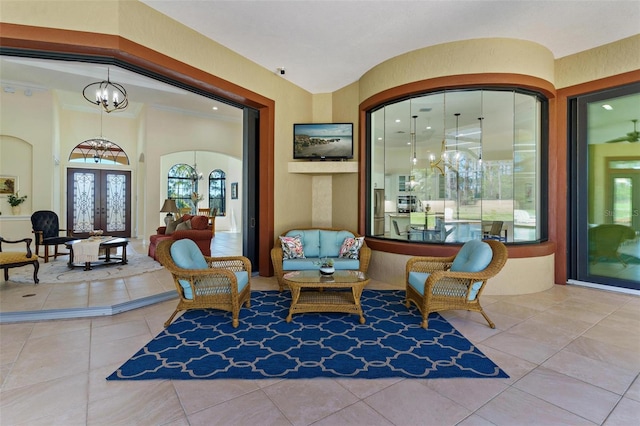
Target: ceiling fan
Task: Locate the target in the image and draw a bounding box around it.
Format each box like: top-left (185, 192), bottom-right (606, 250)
top-left (606, 119), bottom-right (639, 143)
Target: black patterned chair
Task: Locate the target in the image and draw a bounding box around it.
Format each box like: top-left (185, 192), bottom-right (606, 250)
top-left (30, 210), bottom-right (75, 263)
top-left (0, 237), bottom-right (39, 284)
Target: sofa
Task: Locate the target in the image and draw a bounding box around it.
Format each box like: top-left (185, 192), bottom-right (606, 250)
top-left (148, 214), bottom-right (213, 260)
top-left (271, 227), bottom-right (371, 292)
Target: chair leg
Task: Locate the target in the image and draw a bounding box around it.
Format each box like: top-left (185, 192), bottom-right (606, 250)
top-left (3, 267), bottom-right (8, 281)
top-left (33, 261), bottom-right (40, 284)
top-left (164, 309), bottom-right (181, 328)
top-left (479, 309), bottom-right (495, 329)
top-left (44, 246), bottom-right (50, 263)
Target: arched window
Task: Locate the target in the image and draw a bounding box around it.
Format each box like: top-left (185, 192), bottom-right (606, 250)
top-left (168, 164), bottom-right (198, 213)
top-left (69, 138), bottom-right (129, 165)
top-left (209, 169), bottom-right (226, 216)
top-left (368, 88), bottom-right (547, 244)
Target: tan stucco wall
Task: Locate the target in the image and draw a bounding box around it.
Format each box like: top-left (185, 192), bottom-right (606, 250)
top-left (359, 38), bottom-right (556, 102)
top-left (555, 35), bottom-right (640, 89)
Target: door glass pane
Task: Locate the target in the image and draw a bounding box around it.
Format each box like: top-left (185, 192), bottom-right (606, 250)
top-left (106, 173), bottom-right (127, 232)
top-left (73, 172), bottom-right (95, 233)
top-left (584, 90), bottom-right (640, 289)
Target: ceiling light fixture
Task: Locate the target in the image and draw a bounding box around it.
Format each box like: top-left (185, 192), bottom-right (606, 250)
top-left (602, 104), bottom-right (613, 110)
top-left (411, 115), bottom-right (418, 165)
top-left (82, 68), bottom-right (129, 113)
top-left (191, 151), bottom-right (204, 182)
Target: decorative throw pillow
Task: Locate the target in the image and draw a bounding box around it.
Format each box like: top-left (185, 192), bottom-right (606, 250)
top-left (165, 217), bottom-right (183, 235)
top-left (339, 236), bottom-right (364, 259)
top-left (190, 215), bottom-right (209, 230)
top-left (176, 220), bottom-right (192, 232)
top-left (280, 235), bottom-right (305, 260)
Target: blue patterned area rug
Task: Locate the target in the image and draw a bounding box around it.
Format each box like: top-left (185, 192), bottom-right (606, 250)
top-left (107, 290), bottom-right (508, 380)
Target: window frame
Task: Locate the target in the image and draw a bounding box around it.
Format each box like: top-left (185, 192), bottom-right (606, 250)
top-left (365, 86), bottom-right (548, 245)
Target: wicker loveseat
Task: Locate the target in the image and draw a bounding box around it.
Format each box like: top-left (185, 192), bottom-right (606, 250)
top-left (271, 227), bottom-right (371, 292)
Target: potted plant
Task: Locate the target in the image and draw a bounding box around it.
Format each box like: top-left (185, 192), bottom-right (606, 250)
top-left (315, 257), bottom-right (335, 275)
top-left (7, 192), bottom-right (27, 215)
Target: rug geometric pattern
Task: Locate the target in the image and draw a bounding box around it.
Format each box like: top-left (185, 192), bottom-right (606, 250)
top-left (108, 290), bottom-right (508, 380)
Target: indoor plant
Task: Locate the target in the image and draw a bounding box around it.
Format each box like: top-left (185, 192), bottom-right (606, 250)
top-left (7, 191), bottom-right (27, 215)
top-left (315, 257), bottom-right (335, 275)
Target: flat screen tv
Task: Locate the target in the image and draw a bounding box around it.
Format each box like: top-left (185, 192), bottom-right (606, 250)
top-left (293, 123), bottom-right (353, 160)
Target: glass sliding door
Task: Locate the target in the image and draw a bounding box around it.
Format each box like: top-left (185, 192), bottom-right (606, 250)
top-left (570, 83), bottom-right (640, 291)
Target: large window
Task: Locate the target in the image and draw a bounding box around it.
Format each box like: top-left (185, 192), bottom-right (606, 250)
top-left (168, 164), bottom-right (198, 213)
top-left (369, 88), bottom-right (546, 244)
top-left (209, 169), bottom-right (226, 216)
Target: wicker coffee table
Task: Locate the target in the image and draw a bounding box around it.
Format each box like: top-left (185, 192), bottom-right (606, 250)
top-left (282, 270), bottom-right (370, 324)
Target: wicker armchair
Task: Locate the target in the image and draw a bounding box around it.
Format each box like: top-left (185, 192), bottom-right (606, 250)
top-left (405, 239), bottom-right (508, 329)
top-left (157, 239), bottom-right (251, 327)
top-left (271, 227), bottom-right (372, 292)
top-left (0, 237), bottom-right (39, 284)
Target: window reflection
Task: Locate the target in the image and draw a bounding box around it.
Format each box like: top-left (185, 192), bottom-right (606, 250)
top-left (369, 89), bottom-right (544, 243)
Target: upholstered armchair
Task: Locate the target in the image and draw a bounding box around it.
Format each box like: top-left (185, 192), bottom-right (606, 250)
top-left (30, 210), bottom-right (76, 263)
top-left (405, 239), bottom-right (508, 329)
top-left (0, 237), bottom-right (39, 284)
top-left (589, 224), bottom-right (636, 266)
top-left (157, 239), bottom-right (252, 328)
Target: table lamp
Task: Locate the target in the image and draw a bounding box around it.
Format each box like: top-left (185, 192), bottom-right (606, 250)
top-left (160, 199), bottom-right (178, 226)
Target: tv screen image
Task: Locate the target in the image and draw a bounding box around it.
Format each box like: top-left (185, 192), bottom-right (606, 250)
top-left (293, 123), bottom-right (353, 160)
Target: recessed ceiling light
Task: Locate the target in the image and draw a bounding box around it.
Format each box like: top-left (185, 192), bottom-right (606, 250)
top-left (602, 104), bottom-right (613, 110)
top-left (212, 106), bottom-right (218, 110)
top-left (395, 119), bottom-right (401, 123)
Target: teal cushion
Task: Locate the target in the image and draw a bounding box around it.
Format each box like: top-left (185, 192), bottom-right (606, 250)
top-left (171, 239), bottom-right (208, 299)
top-left (408, 271), bottom-right (483, 301)
top-left (451, 240), bottom-right (493, 273)
top-left (234, 271), bottom-right (249, 292)
top-left (286, 229), bottom-right (320, 258)
top-left (408, 271), bottom-right (430, 295)
top-left (319, 230), bottom-right (354, 258)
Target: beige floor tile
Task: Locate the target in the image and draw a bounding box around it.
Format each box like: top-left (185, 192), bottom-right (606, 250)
top-left (173, 379), bottom-right (260, 415)
top-left (424, 377), bottom-right (510, 411)
top-left (262, 379), bottom-right (359, 426)
top-left (481, 331), bottom-right (558, 364)
top-left (506, 318), bottom-right (580, 349)
top-left (313, 401), bottom-right (394, 426)
top-left (544, 303), bottom-right (610, 324)
top-left (364, 380), bottom-right (470, 425)
top-left (87, 380), bottom-right (186, 425)
top-left (625, 376), bottom-right (640, 402)
top-left (187, 388), bottom-right (291, 426)
top-left (542, 349), bottom-right (637, 395)
top-left (90, 331), bottom-right (154, 370)
top-left (479, 300), bottom-right (540, 320)
top-left (474, 343), bottom-right (538, 384)
top-left (475, 387), bottom-right (596, 425)
top-left (334, 377), bottom-right (402, 399)
top-left (0, 372), bottom-right (89, 425)
top-left (564, 336), bottom-right (640, 373)
top-left (3, 328), bottom-right (91, 389)
top-left (514, 367), bottom-right (620, 424)
top-left (456, 413), bottom-right (498, 426)
top-left (90, 318), bottom-right (152, 345)
top-left (582, 322), bottom-right (640, 352)
top-left (603, 397), bottom-right (640, 426)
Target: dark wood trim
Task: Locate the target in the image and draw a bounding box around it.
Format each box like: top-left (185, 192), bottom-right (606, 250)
top-left (555, 69), bottom-right (640, 284)
top-left (0, 23), bottom-right (275, 276)
top-left (359, 73), bottom-right (560, 266)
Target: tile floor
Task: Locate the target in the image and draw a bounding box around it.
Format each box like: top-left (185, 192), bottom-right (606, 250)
top-left (1, 234), bottom-right (639, 425)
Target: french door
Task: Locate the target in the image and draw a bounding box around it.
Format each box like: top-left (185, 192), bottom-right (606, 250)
top-left (66, 168), bottom-right (131, 238)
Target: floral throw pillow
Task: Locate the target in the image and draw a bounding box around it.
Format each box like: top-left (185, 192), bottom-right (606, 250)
top-left (280, 235), bottom-right (305, 260)
top-left (339, 236), bottom-right (364, 259)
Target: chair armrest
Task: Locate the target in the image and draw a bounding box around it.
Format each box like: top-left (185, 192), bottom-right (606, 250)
top-left (156, 226), bottom-right (167, 235)
top-left (270, 246), bottom-right (285, 289)
top-left (206, 255), bottom-right (252, 274)
top-left (0, 237), bottom-right (34, 257)
top-left (406, 255), bottom-right (455, 275)
top-left (172, 229), bottom-right (213, 241)
top-left (358, 243), bottom-right (372, 273)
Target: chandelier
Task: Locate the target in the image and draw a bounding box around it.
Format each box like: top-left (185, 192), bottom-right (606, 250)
top-left (430, 113), bottom-right (461, 175)
top-left (190, 151), bottom-right (203, 182)
top-left (82, 68), bottom-right (129, 113)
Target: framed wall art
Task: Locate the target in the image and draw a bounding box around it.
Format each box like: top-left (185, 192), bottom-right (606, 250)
top-left (231, 182), bottom-right (238, 199)
top-left (0, 176), bottom-right (17, 196)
